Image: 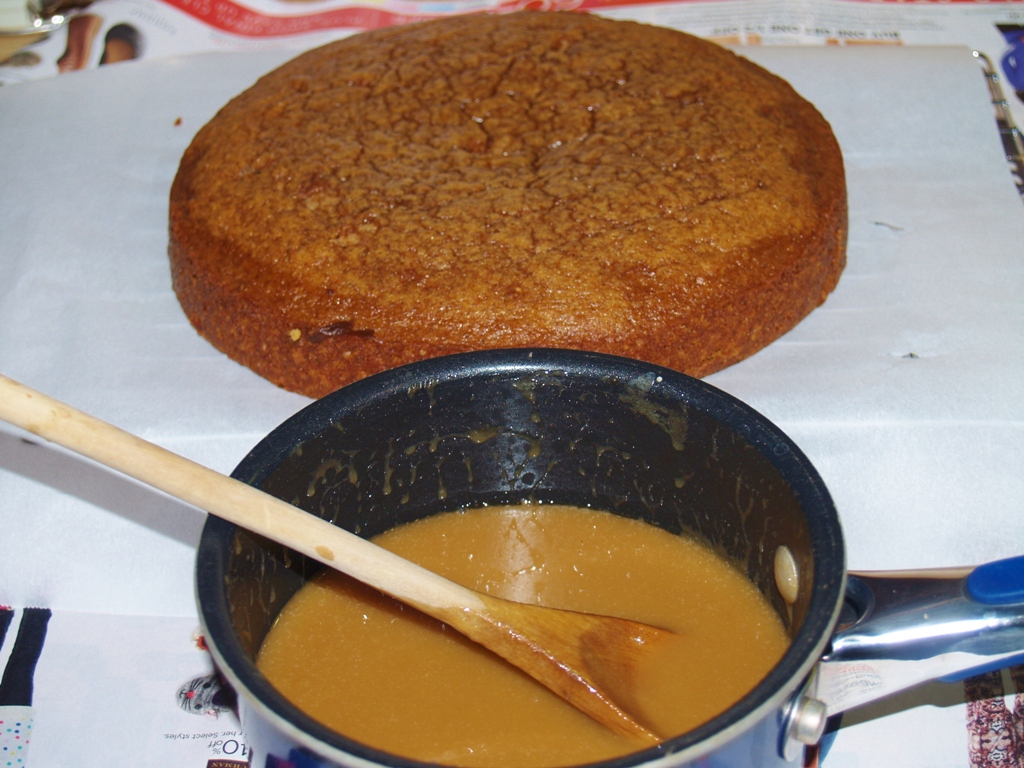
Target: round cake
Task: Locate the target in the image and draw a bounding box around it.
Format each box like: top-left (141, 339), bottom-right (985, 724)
top-left (169, 11), bottom-right (847, 398)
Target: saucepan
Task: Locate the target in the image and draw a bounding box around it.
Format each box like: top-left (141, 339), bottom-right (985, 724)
top-left (195, 348), bottom-right (1024, 768)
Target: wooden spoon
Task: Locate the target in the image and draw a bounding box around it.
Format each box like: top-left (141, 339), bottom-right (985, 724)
top-left (0, 374), bottom-right (668, 745)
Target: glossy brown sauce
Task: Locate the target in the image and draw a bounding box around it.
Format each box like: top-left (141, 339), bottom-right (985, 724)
top-left (256, 505), bottom-right (789, 767)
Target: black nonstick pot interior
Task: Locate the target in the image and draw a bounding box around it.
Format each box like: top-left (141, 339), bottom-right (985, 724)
top-left (196, 349), bottom-right (845, 767)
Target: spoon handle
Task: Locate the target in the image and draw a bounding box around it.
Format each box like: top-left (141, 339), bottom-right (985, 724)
top-left (0, 373), bottom-right (664, 744)
top-left (0, 373), bottom-right (483, 614)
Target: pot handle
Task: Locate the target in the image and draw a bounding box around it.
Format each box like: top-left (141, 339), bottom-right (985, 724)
top-left (811, 554), bottom-right (1024, 716)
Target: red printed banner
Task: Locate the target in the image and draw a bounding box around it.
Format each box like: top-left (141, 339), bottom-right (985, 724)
top-left (161, 0), bottom-right (411, 36)
top-left (159, 0), bottom-right (687, 37)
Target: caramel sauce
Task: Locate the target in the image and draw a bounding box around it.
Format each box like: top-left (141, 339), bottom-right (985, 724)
top-left (256, 505), bottom-right (789, 767)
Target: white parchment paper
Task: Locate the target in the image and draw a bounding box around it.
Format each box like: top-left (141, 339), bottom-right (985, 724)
top-left (0, 43), bottom-right (1022, 767)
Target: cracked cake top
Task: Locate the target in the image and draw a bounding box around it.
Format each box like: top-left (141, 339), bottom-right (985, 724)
top-left (169, 11), bottom-right (846, 397)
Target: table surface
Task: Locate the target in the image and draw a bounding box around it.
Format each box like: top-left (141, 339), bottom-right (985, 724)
top-left (1, 40), bottom-right (1023, 768)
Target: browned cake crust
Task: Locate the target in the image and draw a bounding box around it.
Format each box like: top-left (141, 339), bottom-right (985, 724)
top-left (169, 12), bottom-right (847, 398)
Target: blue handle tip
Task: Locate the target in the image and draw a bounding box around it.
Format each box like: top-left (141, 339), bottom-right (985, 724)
top-left (967, 555), bottom-right (1024, 606)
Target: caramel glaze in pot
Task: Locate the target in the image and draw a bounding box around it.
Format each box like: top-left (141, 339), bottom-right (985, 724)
top-left (256, 505), bottom-right (791, 768)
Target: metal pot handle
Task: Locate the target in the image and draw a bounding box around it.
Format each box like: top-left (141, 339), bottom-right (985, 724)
top-left (781, 555), bottom-right (1024, 757)
top-left (815, 553), bottom-right (1024, 714)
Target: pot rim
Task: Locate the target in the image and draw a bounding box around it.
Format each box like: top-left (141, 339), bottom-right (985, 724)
top-left (196, 348), bottom-right (847, 767)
